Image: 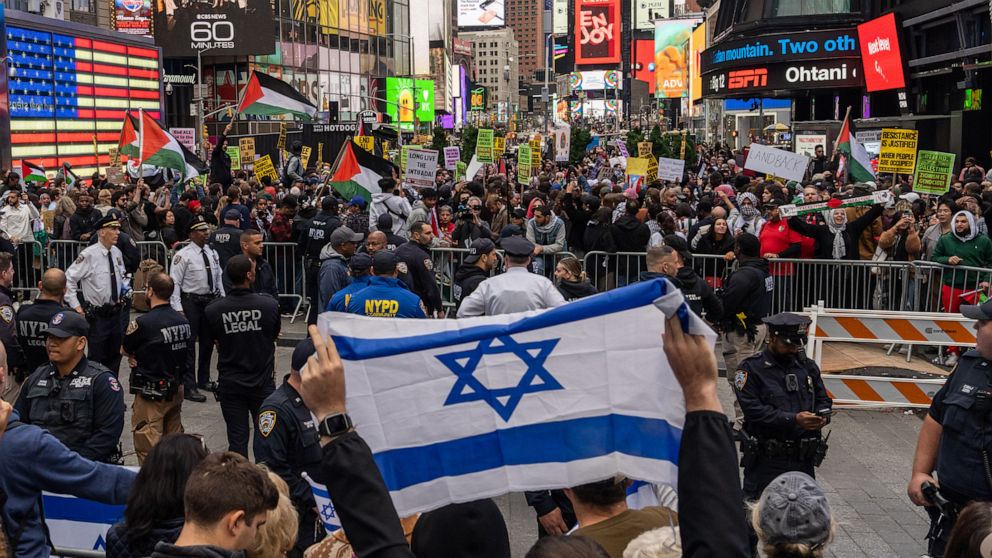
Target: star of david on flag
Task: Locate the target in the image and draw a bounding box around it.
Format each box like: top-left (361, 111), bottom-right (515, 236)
top-left (318, 278), bottom-right (716, 516)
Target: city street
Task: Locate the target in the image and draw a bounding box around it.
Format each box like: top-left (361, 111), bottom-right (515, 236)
top-left (115, 326), bottom-right (932, 558)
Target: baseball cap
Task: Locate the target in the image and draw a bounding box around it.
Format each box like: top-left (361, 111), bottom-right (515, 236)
top-left (47, 311), bottom-right (90, 338)
top-left (349, 252), bottom-right (373, 273)
top-left (291, 338), bottom-right (316, 372)
top-left (899, 192), bottom-right (920, 204)
top-left (348, 196), bottom-right (367, 210)
top-left (224, 208), bottom-right (241, 221)
top-left (329, 226), bottom-right (363, 246)
top-left (962, 299), bottom-right (992, 321)
top-left (464, 238), bottom-right (496, 264)
top-left (499, 224), bottom-right (524, 239)
top-left (372, 250), bottom-right (399, 275)
top-left (757, 472), bottom-right (832, 547)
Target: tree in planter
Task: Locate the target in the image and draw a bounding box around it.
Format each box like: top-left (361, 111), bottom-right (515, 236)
top-left (625, 128), bottom-right (645, 158)
top-left (460, 125), bottom-right (478, 163)
top-left (428, 127), bottom-right (448, 166)
top-left (569, 127), bottom-right (592, 165)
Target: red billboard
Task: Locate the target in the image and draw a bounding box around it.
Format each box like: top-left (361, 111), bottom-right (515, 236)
top-left (857, 13), bottom-right (906, 93)
top-left (575, 0), bottom-right (620, 65)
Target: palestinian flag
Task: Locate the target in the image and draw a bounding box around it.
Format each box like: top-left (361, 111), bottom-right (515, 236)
top-left (836, 113), bottom-right (875, 183)
top-left (139, 111), bottom-right (206, 181)
top-left (237, 71), bottom-right (318, 121)
top-left (22, 161), bottom-right (46, 183)
top-left (119, 113), bottom-right (140, 158)
top-left (329, 141), bottom-right (397, 202)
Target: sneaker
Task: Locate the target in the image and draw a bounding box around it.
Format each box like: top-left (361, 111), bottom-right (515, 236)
top-left (184, 388), bottom-right (207, 403)
top-left (944, 354), bottom-right (959, 368)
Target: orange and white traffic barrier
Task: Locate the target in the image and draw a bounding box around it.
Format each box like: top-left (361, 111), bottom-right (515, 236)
top-left (823, 374), bottom-right (945, 409)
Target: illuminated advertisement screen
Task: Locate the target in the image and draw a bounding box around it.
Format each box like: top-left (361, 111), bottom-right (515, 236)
top-left (385, 77), bottom-right (435, 131)
top-left (575, 0), bottom-right (620, 65)
top-left (111, 0), bottom-right (153, 37)
top-left (458, 0), bottom-right (505, 28)
top-left (5, 26), bottom-right (162, 177)
top-left (857, 13), bottom-right (906, 93)
top-left (654, 20), bottom-right (694, 99)
top-left (152, 0), bottom-right (275, 57)
top-left (568, 70), bottom-right (621, 91)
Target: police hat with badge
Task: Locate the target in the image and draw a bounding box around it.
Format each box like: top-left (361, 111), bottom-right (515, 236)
top-left (94, 214), bottom-right (122, 231)
top-left (48, 311), bottom-right (90, 338)
top-left (189, 215), bottom-right (211, 233)
top-left (763, 312), bottom-right (811, 346)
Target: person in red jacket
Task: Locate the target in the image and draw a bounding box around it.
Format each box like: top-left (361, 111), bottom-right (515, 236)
top-left (758, 199), bottom-right (802, 313)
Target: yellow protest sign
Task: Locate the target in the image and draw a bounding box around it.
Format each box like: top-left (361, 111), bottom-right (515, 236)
top-left (276, 124), bottom-right (287, 151)
top-left (317, 143), bottom-right (324, 167)
top-left (254, 155), bottom-right (279, 183)
top-left (355, 136), bottom-right (374, 152)
top-left (626, 157), bottom-right (650, 176)
top-left (301, 146), bottom-right (312, 168)
top-left (493, 136), bottom-right (506, 157)
top-left (530, 138), bottom-right (542, 168)
top-left (108, 146), bottom-right (120, 167)
top-left (645, 158), bottom-right (658, 183)
top-left (239, 138), bottom-right (256, 168)
top-left (638, 142), bottom-right (653, 157)
top-left (877, 128), bottom-right (918, 174)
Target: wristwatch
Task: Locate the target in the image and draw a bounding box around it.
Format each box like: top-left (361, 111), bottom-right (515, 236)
top-left (317, 412), bottom-right (354, 438)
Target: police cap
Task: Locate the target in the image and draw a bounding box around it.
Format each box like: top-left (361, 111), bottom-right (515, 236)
top-left (291, 338), bottom-right (316, 372)
top-left (464, 238), bottom-right (496, 263)
top-left (349, 252), bottom-right (373, 273)
top-left (763, 312), bottom-right (811, 344)
top-left (329, 226), bottom-right (363, 246)
top-left (499, 224), bottom-right (524, 239)
top-left (373, 250), bottom-right (399, 275)
top-left (94, 214), bottom-right (121, 230)
top-left (224, 208), bottom-right (241, 222)
top-left (47, 311), bottom-right (89, 338)
top-left (189, 215), bottom-right (210, 232)
top-left (500, 236), bottom-right (535, 258)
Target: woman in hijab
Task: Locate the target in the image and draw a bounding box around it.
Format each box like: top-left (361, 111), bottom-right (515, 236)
top-left (727, 192), bottom-right (765, 237)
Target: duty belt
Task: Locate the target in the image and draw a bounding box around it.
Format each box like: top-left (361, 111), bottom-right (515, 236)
top-left (84, 302), bottom-right (124, 318)
top-left (182, 292), bottom-right (218, 303)
top-left (741, 434), bottom-right (829, 466)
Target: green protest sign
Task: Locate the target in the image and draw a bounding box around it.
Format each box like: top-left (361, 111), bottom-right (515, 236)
top-left (477, 129), bottom-right (494, 163)
top-left (913, 150), bottom-right (956, 195)
top-left (517, 144), bottom-right (532, 186)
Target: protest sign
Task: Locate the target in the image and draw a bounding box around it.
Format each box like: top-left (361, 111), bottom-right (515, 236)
top-left (169, 128), bottom-right (195, 152)
top-left (625, 157), bottom-right (650, 176)
top-left (743, 143), bottom-right (810, 182)
top-left (400, 145), bottom-right (422, 175)
top-left (443, 147), bottom-right (461, 169)
top-left (316, 143), bottom-right (324, 167)
top-left (405, 148), bottom-right (439, 187)
top-left (108, 147), bottom-right (120, 167)
top-left (657, 157), bottom-right (685, 182)
top-left (227, 147), bottom-right (241, 171)
top-left (877, 128), bottom-right (918, 174)
top-left (355, 136), bottom-right (374, 153)
top-left (276, 124), bottom-right (287, 151)
top-left (645, 158), bottom-right (658, 183)
top-left (105, 166), bottom-right (124, 184)
top-left (254, 155), bottom-right (279, 183)
top-left (616, 140), bottom-right (629, 160)
top-left (301, 146), bottom-right (312, 169)
top-left (517, 144), bottom-right (532, 185)
top-left (553, 126), bottom-right (570, 162)
top-left (530, 138), bottom-right (542, 168)
top-left (456, 160), bottom-right (466, 181)
top-left (239, 138), bottom-right (256, 169)
top-left (637, 142), bottom-right (653, 157)
top-left (493, 136), bottom-right (506, 157)
top-left (913, 151), bottom-right (956, 195)
top-left (477, 129), bottom-right (495, 163)
top-left (794, 134), bottom-right (826, 157)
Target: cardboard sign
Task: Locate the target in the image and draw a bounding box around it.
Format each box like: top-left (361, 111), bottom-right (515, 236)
top-left (477, 129), bottom-right (495, 163)
top-left (355, 136), bottom-right (374, 152)
top-left (254, 155), bottom-right (279, 183)
top-left (616, 140), bottom-right (629, 159)
top-left (625, 157), bottom-right (651, 176)
top-left (553, 126), bottom-right (571, 162)
top-left (657, 157), bottom-right (685, 182)
top-left (301, 146), bottom-right (312, 169)
top-left (743, 143), bottom-right (811, 182)
top-left (105, 166), bottom-right (124, 184)
top-left (493, 136), bottom-right (506, 157)
top-left (913, 151), bottom-right (956, 195)
top-left (405, 148), bottom-right (439, 187)
top-left (645, 158), bottom-right (658, 183)
top-left (443, 146), bottom-right (461, 169)
top-left (108, 147), bottom-right (121, 167)
top-left (169, 128), bottom-right (196, 152)
top-left (239, 138), bottom-right (256, 169)
top-left (227, 146), bottom-right (241, 171)
top-left (517, 144), bottom-right (532, 185)
top-left (637, 142), bottom-right (653, 157)
top-left (877, 128), bottom-right (918, 174)
top-left (277, 124), bottom-right (287, 151)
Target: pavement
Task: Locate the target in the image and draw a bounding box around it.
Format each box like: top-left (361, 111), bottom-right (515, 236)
top-left (112, 316), bottom-right (933, 558)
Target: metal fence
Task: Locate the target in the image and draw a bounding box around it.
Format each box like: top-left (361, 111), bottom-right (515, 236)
top-left (264, 242), bottom-right (306, 320)
top-left (136, 240), bottom-right (171, 271)
top-left (12, 239), bottom-right (43, 299)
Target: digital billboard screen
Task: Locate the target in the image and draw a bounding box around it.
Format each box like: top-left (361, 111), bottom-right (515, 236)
top-left (111, 0), bottom-right (153, 37)
top-left (568, 70), bottom-right (620, 91)
top-left (152, 0), bottom-right (275, 57)
top-left (857, 13), bottom-right (906, 93)
top-left (5, 25), bottom-right (162, 177)
top-left (457, 0), bottom-right (505, 28)
top-left (575, 0), bottom-right (620, 65)
top-left (385, 77), bottom-right (435, 131)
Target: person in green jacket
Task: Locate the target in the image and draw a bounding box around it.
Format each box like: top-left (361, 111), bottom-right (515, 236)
top-left (930, 210), bottom-right (992, 366)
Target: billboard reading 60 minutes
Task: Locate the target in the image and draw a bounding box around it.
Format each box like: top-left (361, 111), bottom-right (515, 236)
top-left (153, 0), bottom-right (275, 57)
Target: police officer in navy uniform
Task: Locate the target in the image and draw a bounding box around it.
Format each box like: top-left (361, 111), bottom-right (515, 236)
top-left (122, 271), bottom-right (191, 464)
top-left (326, 253), bottom-right (373, 312)
top-left (205, 255), bottom-right (280, 457)
top-left (14, 269), bottom-right (67, 394)
top-left (210, 209), bottom-right (246, 271)
top-left (346, 251), bottom-right (427, 318)
top-left (64, 214), bottom-right (129, 376)
top-left (735, 313), bottom-right (831, 502)
top-left (170, 215), bottom-right (224, 403)
top-left (909, 298), bottom-right (992, 557)
top-left (395, 221), bottom-right (442, 317)
top-left (301, 196), bottom-right (343, 320)
top-left (0, 252), bottom-right (25, 395)
top-left (254, 339), bottom-right (327, 558)
top-left (14, 311), bottom-right (125, 463)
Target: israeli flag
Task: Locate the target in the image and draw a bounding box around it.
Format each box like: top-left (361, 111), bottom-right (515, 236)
top-left (304, 473), bottom-right (342, 533)
top-left (317, 278), bottom-right (714, 516)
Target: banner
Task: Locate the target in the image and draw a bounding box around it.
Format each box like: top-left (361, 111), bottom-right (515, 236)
top-left (553, 126), bottom-right (571, 162)
top-left (657, 157), bottom-right (685, 182)
top-left (477, 129), bottom-right (495, 163)
top-left (780, 190), bottom-right (892, 217)
top-left (405, 149), bottom-right (439, 187)
top-left (517, 144), bottom-right (532, 185)
top-left (316, 278), bottom-right (706, 516)
top-left (443, 147), bottom-right (461, 169)
top-left (254, 154), bottom-right (279, 183)
top-left (913, 151), bottom-right (956, 195)
top-left (877, 129), bottom-right (918, 174)
top-left (743, 143), bottom-right (811, 182)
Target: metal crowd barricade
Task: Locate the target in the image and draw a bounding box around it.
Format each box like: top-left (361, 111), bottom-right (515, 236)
top-left (12, 239), bottom-right (45, 299)
top-left (48, 239), bottom-right (85, 273)
top-left (264, 242), bottom-right (306, 321)
top-left (136, 240), bottom-right (171, 272)
top-left (431, 247), bottom-right (503, 313)
top-left (581, 251), bottom-right (648, 292)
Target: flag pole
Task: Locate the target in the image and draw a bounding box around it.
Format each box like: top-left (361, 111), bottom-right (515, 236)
top-left (314, 139), bottom-right (350, 202)
top-left (832, 105), bottom-right (852, 157)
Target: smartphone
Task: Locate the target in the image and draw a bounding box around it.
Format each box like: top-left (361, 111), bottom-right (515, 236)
top-left (815, 408), bottom-right (833, 418)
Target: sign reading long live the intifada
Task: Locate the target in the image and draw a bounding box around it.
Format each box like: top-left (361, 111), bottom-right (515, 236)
top-left (877, 128), bottom-right (918, 174)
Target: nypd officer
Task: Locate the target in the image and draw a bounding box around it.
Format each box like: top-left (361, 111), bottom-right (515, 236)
top-left (122, 271), bottom-right (191, 464)
top-left (347, 251), bottom-right (426, 318)
top-left (170, 215), bottom-right (224, 403)
top-left (326, 253), bottom-right (373, 312)
top-left (396, 221), bottom-right (443, 317)
top-left (14, 311), bottom-right (125, 463)
top-left (65, 214), bottom-right (129, 376)
top-left (301, 196), bottom-right (342, 299)
top-left (0, 252), bottom-right (25, 399)
top-left (457, 236), bottom-right (566, 317)
top-left (209, 209), bottom-right (245, 270)
top-left (734, 312), bottom-right (831, 504)
top-left (254, 339), bottom-right (327, 558)
top-left (14, 269), bottom-right (67, 392)
top-left (205, 255), bottom-right (280, 457)
top-left (909, 298), bottom-right (992, 556)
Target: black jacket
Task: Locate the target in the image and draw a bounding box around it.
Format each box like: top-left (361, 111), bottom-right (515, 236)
top-left (720, 258), bottom-right (772, 330)
top-left (396, 241), bottom-right (442, 314)
top-left (106, 516), bottom-right (183, 558)
top-left (299, 210), bottom-right (342, 263)
top-left (69, 207), bottom-right (103, 241)
top-left (453, 264), bottom-right (489, 308)
top-left (204, 288), bottom-right (280, 390)
top-left (209, 226), bottom-right (244, 270)
top-left (150, 542), bottom-right (241, 558)
top-left (787, 204), bottom-right (884, 261)
top-left (559, 192), bottom-right (591, 251)
top-left (16, 298), bottom-right (65, 377)
top-left (611, 214), bottom-right (650, 253)
top-left (583, 220), bottom-right (616, 254)
top-left (209, 133), bottom-right (233, 188)
top-left (557, 279), bottom-right (597, 301)
top-left (639, 269), bottom-right (723, 322)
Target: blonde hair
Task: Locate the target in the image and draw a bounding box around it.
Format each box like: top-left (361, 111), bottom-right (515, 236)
top-left (557, 256), bottom-right (586, 282)
top-left (250, 472), bottom-right (299, 558)
top-left (749, 500), bottom-right (834, 558)
top-left (622, 526), bottom-right (682, 558)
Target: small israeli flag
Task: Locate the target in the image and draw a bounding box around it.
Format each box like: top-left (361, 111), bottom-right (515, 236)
top-left (318, 278), bottom-right (714, 516)
top-left (304, 473), bottom-right (341, 533)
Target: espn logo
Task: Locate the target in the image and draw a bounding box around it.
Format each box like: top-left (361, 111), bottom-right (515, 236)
top-left (728, 68), bottom-right (768, 89)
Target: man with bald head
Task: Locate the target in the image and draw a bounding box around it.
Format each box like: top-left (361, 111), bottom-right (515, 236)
top-left (362, 230), bottom-right (390, 255)
top-left (13, 269), bottom-right (68, 398)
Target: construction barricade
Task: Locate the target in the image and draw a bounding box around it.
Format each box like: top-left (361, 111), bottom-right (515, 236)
top-left (822, 374), bottom-right (945, 409)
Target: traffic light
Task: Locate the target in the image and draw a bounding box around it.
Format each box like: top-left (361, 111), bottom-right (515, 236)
top-left (202, 125), bottom-right (208, 140)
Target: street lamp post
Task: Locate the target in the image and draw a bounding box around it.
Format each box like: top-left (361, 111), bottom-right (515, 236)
top-left (188, 47), bottom-right (213, 161)
top-left (382, 32), bottom-right (418, 134)
top-left (545, 34), bottom-right (554, 134)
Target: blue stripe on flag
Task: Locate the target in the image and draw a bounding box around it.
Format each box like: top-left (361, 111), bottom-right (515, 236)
top-left (42, 494), bottom-right (125, 524)
top-left (332, 279), bottom-right (672, 361)
top-left (373, 414), bottom-right (681, 491)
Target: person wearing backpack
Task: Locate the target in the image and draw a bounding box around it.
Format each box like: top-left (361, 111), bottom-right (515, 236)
top-left (282, 142), bottom-right (305, 188)
top-left (369, 178), bottom-right (412, 240)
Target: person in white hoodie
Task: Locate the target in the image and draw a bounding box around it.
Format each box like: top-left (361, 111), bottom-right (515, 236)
top-left (369, 178), bottom-right (413, 239)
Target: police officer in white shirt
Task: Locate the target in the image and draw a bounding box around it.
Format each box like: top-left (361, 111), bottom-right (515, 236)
top-left (169, 215), bottom-right (224, 403)
top-left (65, 214), bottom-right (128, 375)
top-left (456, 236), bottom-right (566, 317)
